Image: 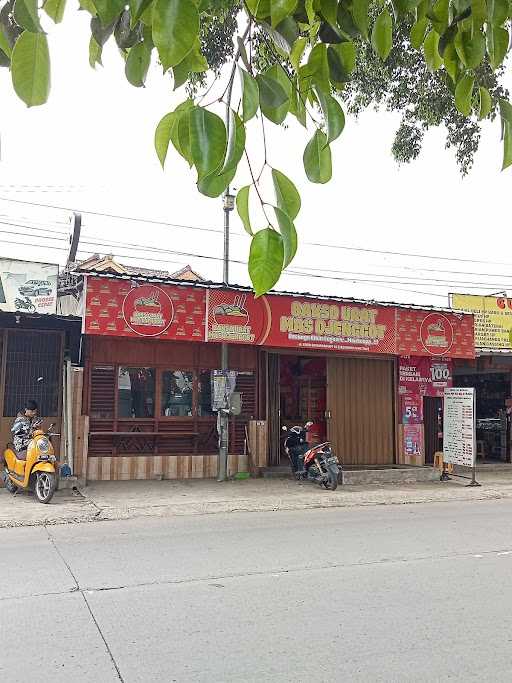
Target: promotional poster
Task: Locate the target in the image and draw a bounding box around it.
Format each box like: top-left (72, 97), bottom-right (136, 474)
top-left (0, 259), bottom-right (58, 315)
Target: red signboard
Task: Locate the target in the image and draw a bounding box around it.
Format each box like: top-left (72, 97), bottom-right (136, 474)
top-left (84, 277), bottom-right (475, 359)
top-left (400, 394), bottom-right (423, 424)
top-left (396, 309), bottom-right (473, 359)
top-left (398, 356), bottom-right (453, 398)
top-left (84, 277), bottom-right (206, 341)
top-left (207, 289), bottom-right (397, 354)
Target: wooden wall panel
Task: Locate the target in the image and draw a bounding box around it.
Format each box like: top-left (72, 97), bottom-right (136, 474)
top-left (86, 453), bottom-right (247, 480)
top-left (327, 357), bottom-right (395, 466)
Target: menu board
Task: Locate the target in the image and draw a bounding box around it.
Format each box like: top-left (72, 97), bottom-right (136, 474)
top-left (443, 388), bottom-right (475, 468)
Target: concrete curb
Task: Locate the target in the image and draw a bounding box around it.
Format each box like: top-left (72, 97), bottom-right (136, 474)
top-left (3, 479), bottom-right (512, 529)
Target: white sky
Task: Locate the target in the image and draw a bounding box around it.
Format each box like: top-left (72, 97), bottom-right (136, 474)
top-left (0, 9), bottom-right (511, 307)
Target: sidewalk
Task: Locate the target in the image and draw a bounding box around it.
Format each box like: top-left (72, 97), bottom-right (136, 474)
top-left (3, 469), bottom-right (512, 528)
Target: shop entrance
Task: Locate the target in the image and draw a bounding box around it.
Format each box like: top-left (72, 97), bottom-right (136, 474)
top-left (267, 353), bottom-right (396, 467)
top-left (423, 397), bottom-right (442, 465)
top-left (277, 354), bottom-right (327, 463)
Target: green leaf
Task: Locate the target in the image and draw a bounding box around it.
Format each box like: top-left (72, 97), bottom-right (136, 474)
top-left (290, 36), bottom-right (306, 71)
top-left (92, 0), bottom-right (124, 26)
top-left (320, 0), bottom-right (338, 25)
top-left (478, 86), bottom-right (492, 120)
top-left (257, 66), bottom-right (290, 124)
top-left (130, 0), bottom-right (153, 25)
top-left (249, 228), bottom-right (284, 296)
top-left (371, 8), bottom-right (393, 60)
top-left (307, 43), bottom-right (330, 94)
top-left (115, 9), bottom-right (140, 49)
top-left (489, 0), bottom-right (509, 25)
top-left (153, 0), bottom-right (199, 71)
top-left (350, 0), bottom-right (370, 39)
top-left (89, 35), bottom-right (103, 67)
top-left (502, 121), bottom-right (512, 170)
top-left (0, 28), bottom-right (12, 58)
top-left (305, 0), bottom-right (315, 24)
top-left (273, 206), bottom-right (297, 268)
top-left (239, 67), bottom-right (259, 123)
top-left (471, 0), bottom-right (486, 28)
top-left (197, 167), bottom-right (235, 198)
top-left (222, 110), bottom-right (245, 175)
top-left (91, 16), bottom-right (115, 47)
top-left (410, 16), bottom-right (428, 49)
top-left (189, 107), bottom-right (227, 181)
top-left (43, 0), bottom-right (67, 23)
top-left (271, 0), bottom-right (297, 28)
top-left (154, 99), bottom-right (193, 167)
top-left (454, 74), bottom-right (474, 116)
top-left (236, 186), bottom-right (253, 236)
top-left (316, 89), bottom-right (345, 144)
top-left (155, 112), bottom-right (174, 167)
top-left (487, 25), bottom-right (509, 70)
top-left (327, 42), bottom-right (356, 85)
top-left (272, 168), bottom-right (301, 220)
top-left (125, 41), bottom-right (151, 86)
top-left (499, 98), bottom-right (512, 125)
top-left (429, 0), bottom-right (449, 33)
top-left (14, 0), bottom-right (42, 32)
top-left (79, 0), bottom-right (97, 14)
top-left (303, 130), bottom-right (332, 183)
top-left (454, 29), bottom-right (485, 68)
top-left (173, 39), bottom-right (207, 90)
top-left (11, 32), bottom-right (50, 106)
top-left (177, 107), bottom-right (194, 166)
top-left (423, 30), bottom-right (442, 71)
top-left (290, 77), bottom-right (307, 127)
top-left (443, 42), bottom-right (459, 82)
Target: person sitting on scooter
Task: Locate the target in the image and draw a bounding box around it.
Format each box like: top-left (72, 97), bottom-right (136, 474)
top-left (11, 400), bottom-right (39, 461)
top-left (284, 422), bottom-right (313, 474)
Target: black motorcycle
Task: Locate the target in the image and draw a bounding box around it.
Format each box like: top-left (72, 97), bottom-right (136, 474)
top-left (283, 422), bottom-right (341, 491)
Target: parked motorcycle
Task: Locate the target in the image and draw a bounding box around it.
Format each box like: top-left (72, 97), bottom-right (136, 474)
top-left (2, 421), bottom-right (59, 504)
top-left (283, 422), bottom-right (341, 491)
top-left (14, 296), bottom-right (36, 313)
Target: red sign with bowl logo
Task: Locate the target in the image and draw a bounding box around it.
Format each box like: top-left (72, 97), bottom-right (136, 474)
top-left (396, 309), bottom-right (473, 359)
top-left (84, 277), bottom-right (206, 341)
top-left (85, 277), bottom-right (475, 358)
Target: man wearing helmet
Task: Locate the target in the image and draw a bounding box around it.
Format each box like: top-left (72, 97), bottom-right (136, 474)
top-left (11, 400), bottom-right (40, 460)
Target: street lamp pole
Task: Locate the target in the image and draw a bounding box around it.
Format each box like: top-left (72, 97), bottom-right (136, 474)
top-left (218, 190), bottom-right (234, 481)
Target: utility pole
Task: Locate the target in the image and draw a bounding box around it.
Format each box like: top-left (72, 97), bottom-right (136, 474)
top-left (218, 190), bottom-right (234, 481)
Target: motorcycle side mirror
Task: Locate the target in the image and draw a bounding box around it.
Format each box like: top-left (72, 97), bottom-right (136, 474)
top-left (37, 377), bottom-right (44, 383)
top-left (305, 421), bottom-right (314, 429)
top-left (49, 423), bottom-right (55, 431)
top-left (282, 425), bottom-right (287, 432)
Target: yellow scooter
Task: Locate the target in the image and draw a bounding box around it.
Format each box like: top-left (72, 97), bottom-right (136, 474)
top-left (2, 421), bottom-right (58, 504)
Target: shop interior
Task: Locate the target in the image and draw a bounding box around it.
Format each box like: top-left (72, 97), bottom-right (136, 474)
top-left (278, 355), bottom-right (327, 462)
top-left (454, 371), bottom-right (510, 462)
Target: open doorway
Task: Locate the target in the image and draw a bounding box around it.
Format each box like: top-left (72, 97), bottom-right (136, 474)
top-left (424, 397), bottom-right (442, 465)
top-left (268, 354), bottom-right (327, 464)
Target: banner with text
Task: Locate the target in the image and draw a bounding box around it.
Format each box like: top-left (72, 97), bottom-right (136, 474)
top-left (399, 356), bottom-right (453, 397)
top-left (451, 293), bottom-right (512, 349)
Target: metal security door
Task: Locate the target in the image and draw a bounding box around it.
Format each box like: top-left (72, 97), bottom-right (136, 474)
top-left (327, 356), bottom-right (395, 466)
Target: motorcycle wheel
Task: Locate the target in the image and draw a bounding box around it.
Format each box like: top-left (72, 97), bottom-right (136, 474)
top-left (34, 472), bottom-right (56, 504)
top-left (4, 476), bottom-right (18, 494)
top-left (323, 465), bottom-right (339, 491)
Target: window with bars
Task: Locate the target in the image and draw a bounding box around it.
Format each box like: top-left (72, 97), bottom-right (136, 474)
top-left (3, 331), bottom-right (62, 417)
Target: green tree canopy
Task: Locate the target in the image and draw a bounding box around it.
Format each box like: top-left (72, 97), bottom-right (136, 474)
top-left (0, 0), bottom-right (511, 293)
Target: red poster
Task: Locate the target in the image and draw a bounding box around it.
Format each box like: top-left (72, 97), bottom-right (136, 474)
top-left (399, 356), bottom-right (453, 397)
top-left (401, 394), bottom-right (423, 424)
top-left (403, 424), bottom-right (423, 457)
top-left (84, 277), bottom-right (206, 341)
top-left (397, 309), bottom-right (474, 359)
top-left (207, 289), bottom-right (397, 354)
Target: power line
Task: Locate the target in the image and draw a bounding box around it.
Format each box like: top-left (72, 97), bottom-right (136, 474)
top-left (2, 194), bottom-right (512, 270)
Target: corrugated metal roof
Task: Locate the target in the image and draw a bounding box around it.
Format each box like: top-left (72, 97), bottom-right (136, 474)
top-left (83, 270), bottom-right (471, 316)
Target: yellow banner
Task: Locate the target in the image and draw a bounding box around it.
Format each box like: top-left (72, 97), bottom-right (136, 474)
top-left (452, 294), bottom-right (512, 349)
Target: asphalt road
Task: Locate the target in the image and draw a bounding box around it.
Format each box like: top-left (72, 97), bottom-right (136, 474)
top-left (2, 500), bottom-right (512, 682)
